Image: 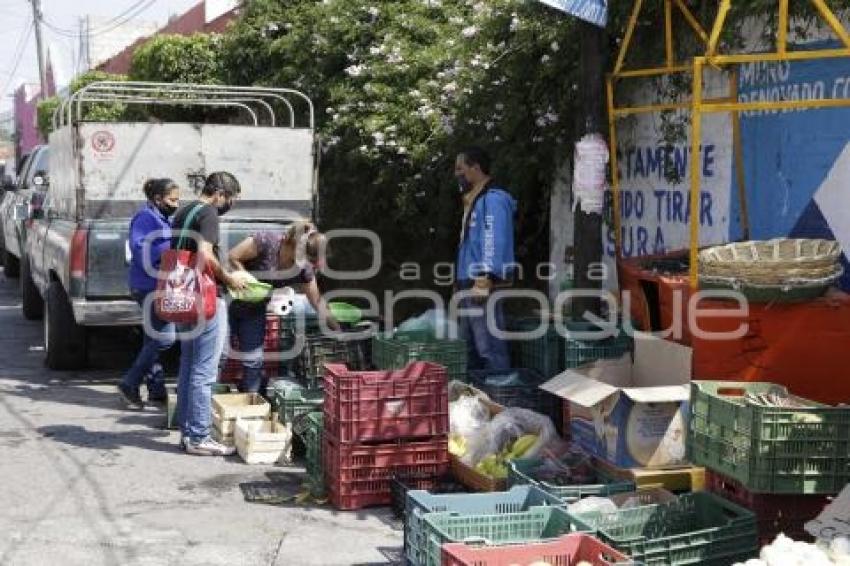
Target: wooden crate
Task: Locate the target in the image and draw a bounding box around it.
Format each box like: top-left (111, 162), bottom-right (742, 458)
top-left (212, 393), bottom-right (270, 420)
top-left (235, 419), bottom-right (293, 465)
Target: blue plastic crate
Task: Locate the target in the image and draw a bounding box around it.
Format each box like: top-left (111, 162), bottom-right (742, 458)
top-left (404, 485), bottom-right (563, 566)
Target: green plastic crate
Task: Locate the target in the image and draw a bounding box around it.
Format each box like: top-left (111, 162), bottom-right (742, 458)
top-left (509, 319), bottom-right (565, 378)
top-left (420, 506), bottom-right (584, 566)
top-left (688, 381), bottom-right (850, 494)
top-left (372, 331), bottom-right (466, 381)
top-left (509, 319), bottom-right (631, 378)
top-left (507, 455), bottom-right (635, 503)
top-left (563, 322), bottom-right (632, 369)
top-left (569, 492), bottom-right (759, 566)
top-left (301, 411), bottom-right (325, 498)
top-left (276, 386), bottom-right (324, 425)
top-left (404, 485), bottom-right (563, 566)
top-left (300, 334), bottom-right (371, 389)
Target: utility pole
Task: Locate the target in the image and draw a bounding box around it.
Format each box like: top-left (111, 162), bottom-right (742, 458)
top-left (29, 0), bottom-right (48, 97)
top-left (571, 19), bottom-right (607, 318)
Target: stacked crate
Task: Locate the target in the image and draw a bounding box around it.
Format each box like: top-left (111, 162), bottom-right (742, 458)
top-left (322, 362), bottom-right (450, 510)
top-left (210, 393), bottom-right (271, 447)
top-left (372, 331), bottom-right (466, 382)
top-left (220, 314), bottom-right (284, 383)
top-left (689, 380), bottom-right (847, 545)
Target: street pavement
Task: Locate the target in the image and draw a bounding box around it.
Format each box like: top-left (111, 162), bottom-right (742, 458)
top-left (0, 272), bottom-right (403, 566)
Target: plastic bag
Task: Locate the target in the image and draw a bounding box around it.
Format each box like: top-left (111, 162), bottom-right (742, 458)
top-left (449, 395), bottom-right (493, 466)
top-left (397, 308), bottom-right (459, 337)
top-left (567, 496), bottom-right (618, 516)
top-left (485, 407), bottom-right (559, 461)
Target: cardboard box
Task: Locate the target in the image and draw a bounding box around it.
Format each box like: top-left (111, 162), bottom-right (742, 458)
top-left (542, 333), bottom-right (691, 469)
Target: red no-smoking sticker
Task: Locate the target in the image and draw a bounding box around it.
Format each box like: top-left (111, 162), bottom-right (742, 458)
top-left (91, 131), bottom-right (116, 153)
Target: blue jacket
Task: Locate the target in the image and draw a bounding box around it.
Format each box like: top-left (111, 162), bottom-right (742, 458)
top-left (128, 204), bottom-right (172, 293)
top-left (456, 185), bottom-right (517, 283)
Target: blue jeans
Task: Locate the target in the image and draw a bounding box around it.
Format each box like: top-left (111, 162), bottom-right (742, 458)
top-left (122, 289), bottom-right (176, 396)
top-left (177, 298), bottom-right (228, 442)
top-left (228, 303), bottom-right (266, 393)
top-left (458, 293), bottom-right (510, 372)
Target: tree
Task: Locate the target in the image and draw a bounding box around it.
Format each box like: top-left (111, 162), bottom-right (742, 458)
top-left (37, 70), bottom-right (127, 138)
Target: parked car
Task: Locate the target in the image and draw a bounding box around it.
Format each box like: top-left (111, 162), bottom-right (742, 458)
top-left (0, 145), bottom-right (49, 279)
top-left (24, 82), bottom-right (318, 369)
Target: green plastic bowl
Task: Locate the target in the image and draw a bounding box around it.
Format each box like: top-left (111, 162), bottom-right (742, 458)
top-left (328, 302), bottom-right (362, 324)
top-left (229, 280), bottom-right (273, 303)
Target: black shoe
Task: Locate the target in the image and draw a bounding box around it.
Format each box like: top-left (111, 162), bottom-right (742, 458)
top-left (147, 389), bottom-right (168, 403)
top-left (118, 383), bottom-right (144, 410)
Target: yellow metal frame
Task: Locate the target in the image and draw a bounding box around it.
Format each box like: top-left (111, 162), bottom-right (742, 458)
top-left (608, 0), bottom-right (850, 290)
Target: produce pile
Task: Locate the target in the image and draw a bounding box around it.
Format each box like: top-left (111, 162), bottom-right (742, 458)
top-left (448, 383), bottom-right (560, 479)
top-left (733, 534), bottom-right (850, 566)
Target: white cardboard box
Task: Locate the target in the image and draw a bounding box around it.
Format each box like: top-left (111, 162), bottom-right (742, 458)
top-left (542, 332), bottom-right (692, 469)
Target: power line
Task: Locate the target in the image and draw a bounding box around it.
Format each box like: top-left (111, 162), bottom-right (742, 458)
top-left (0, 17), bottom-right (35, 100)
top-left (42, 0), bottom-right (158, 38)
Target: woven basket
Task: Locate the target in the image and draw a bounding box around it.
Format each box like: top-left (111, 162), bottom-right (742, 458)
top-left (699, 239), bottom-right (842, 285)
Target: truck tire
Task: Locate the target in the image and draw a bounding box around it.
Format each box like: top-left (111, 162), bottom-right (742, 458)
top-left (45, 281), bottom-right (87, 370)
top-left (3, 249), bottom-right (19, 278)
top-left (21, 255), bottom-right (44, 320)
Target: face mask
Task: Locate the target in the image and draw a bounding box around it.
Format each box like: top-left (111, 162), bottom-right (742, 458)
top-left (457, 174), bottom-right (473, 194)
top-left (217, 201), bottom-right (232, 216)
top-left (158, 202), bottom-right (177, 217)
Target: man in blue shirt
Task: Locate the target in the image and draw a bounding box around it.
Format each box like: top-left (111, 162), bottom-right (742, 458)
top-left (454, 146), bottom-right (516, 371)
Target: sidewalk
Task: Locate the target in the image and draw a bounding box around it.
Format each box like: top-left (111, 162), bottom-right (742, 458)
top-left (0, 275), bottom-right (401, 566)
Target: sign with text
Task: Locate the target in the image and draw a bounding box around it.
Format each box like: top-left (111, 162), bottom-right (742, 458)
top-left (538, 0), bottom-right (607, 27)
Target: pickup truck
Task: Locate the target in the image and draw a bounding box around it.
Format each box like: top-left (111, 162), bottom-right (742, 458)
top-left (24, 81), bottom-right (319, 369)
top-left (0, 145), bottom-right (49, 280)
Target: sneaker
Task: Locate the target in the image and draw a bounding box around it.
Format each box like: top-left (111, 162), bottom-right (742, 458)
top-left (117, 383), bottom-right (144, 410)
top-left (185, 436), bottom-right (236, 457)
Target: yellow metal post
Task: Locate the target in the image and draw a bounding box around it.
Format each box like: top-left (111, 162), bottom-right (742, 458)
top-left (729, 69), bottom-right (750, 240)
top-left (707, 0), bottom-right (731, 58)
top-left (810, 0), bottom-right (850, 49)
top-left (778, 0), bottom-right (789, 54)
top-left (615, 0), bottom-right (643, 75)
top-left (689, 58), bottom-right (704, 290)
top-left (673, 0), bottom-right (709, 44)
top-left (665, 0), bottom-right (674, 67)
top-left (607, 76), bottom-right (623, 258)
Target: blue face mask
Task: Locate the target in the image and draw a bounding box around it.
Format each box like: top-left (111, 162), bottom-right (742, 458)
top-left (457, 174), bottom-right (473, 193)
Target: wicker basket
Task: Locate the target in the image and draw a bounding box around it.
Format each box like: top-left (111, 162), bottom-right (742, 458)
top-left (699, 239), bottom-right (842, 285)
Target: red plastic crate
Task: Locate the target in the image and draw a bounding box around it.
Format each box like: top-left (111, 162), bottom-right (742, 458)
top-left (323, 362), bottom-right (449, 444)
top-left (324, 434), bottom-right (449, 511)
top-left (706, 470), bottom-right (830, 546)
top-left (442, 533), bottom-right (629, 566)
top-left (219, 359), bottom-right (281, 383)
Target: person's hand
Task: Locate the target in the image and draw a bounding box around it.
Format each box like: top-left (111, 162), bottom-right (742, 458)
top-left (227, 271), bottom-right (251, 291)
top-left (471, 277), bottom-right (492, 304)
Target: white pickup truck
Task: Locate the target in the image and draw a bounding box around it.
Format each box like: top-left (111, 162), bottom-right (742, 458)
top-left (21, 82), bottom-right (319, 369)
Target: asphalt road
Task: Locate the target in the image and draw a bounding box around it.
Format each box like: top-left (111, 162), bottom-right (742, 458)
top-left (0, 271), bottom-right (402, 566)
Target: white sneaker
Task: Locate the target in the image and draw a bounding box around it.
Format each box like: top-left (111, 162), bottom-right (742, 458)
top-left (186, 436), bottom-right (236, 456)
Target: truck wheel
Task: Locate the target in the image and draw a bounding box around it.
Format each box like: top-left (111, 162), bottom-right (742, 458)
top-left (3, 249), bottom-right (19, 278)
top-left (21, 255), bottom-right (43, 320)
top-left (45, 281), bottom-right (87, 370)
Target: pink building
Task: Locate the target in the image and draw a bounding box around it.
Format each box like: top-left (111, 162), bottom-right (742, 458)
top-left (13, 59), bottom-right (55, 167)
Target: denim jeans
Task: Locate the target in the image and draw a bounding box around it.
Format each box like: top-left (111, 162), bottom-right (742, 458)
top-left (176, 298), bottom-right (228, 442)
top-left (228, 302), bottom-right (266, 394)
top-left (458, 293), bottom-right (511, 372)
top-left (122, 290), bottom-right (176, 396)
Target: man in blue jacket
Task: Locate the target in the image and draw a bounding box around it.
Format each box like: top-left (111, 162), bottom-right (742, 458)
top-left (454, 146), bottom-right (516, 371)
